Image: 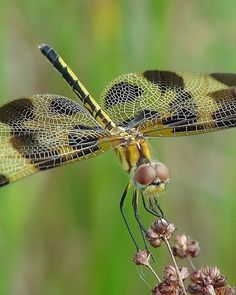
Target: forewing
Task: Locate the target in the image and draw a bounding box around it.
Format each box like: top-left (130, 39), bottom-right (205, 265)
top-left (0, 94), bottom-right (120, 186)
top-left (100, 71), bottom-right (236, 137)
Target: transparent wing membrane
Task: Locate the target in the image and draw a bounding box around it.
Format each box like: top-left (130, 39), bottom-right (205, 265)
top-left (0, 94), bottom-right (120, 186)
top-left (3, 44), bottom-right (236, 189)
top-left (100, 71), bottom-right (236, 136)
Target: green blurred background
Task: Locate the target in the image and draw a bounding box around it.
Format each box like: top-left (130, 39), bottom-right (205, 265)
top-left (0, 0), bottom-right (235, 294)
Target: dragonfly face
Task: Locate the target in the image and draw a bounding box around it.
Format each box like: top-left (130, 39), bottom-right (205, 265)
top-left (132, 162), bottom-right (170, 194)
top-left (1, 44), bottom-right (236, 250)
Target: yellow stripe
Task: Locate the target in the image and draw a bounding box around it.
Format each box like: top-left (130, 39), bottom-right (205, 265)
top-left (58, 56), bottom-right (79, 84)
top-left (57, 57), bottom-right (116, 130)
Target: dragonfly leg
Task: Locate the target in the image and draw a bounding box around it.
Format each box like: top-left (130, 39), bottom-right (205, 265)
top-left (141, 192), bottom-right (160, 218)
top-left (132, 191), bottom-right (146, 231)
top-left (132, 191), bottom-right (155, 262)
top-left (149, 198), bottom-right (163, 218)
top-left (120, 183), bottom-right (139, 251)
top-left (154, 196), bottom-right (164, 218)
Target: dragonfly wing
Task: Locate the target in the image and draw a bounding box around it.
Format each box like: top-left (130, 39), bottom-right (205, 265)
top-left (100, 71), bottom-right (236, 136)
top-left (0, 94), bottom-right (120, 186)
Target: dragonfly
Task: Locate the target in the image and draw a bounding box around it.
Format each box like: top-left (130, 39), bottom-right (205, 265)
top-left (0, 44), bottom-right (236, 250)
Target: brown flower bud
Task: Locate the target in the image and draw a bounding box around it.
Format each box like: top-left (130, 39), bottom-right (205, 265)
top-left (188, 283), bottom-right (204, 294)
top-left (146, 218), bottom-right (175, 248)
top-left (146, 228), bottom-right (160, 240)
top-left (155, 282), bottom-right (177, 294)
top-left (146, 229), bottom-right (163, 247)
top-left (188, 266), bottom-right (234, 295)
top-left (163, 265), bottom-right (178, 284)
top-left (151, 287), bottom-right (162, 295)
top-left (205, 285), bottom-right (216, 295)
top-left (152, 265), bottom-right (188, 294)
top-left (151, 219), bottom-right (176, 238)
top-left (147, 219), bottom-right (175, 248)
top-left (149, 238), bottom-right (163, 248)
top-left (190, 270), bottom-right (201, 284)
top-left (188, 239), bottom-right (200, 258)
top-left (216, 286), bottom-right (235, 295)
top-left (163, 265), bottom-right (188, 283)
top-left (132, 250), bottom-right (150, 266)
top-left (172, 234), bottom-right (200, 258)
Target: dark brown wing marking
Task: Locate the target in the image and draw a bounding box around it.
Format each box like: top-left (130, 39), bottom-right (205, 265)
top-left (104, 82), bottom-right (144, 109)
top-left (0, 94), bottom-right (121, 186)
top-left (0, 98), bottom-right (35, 124)
top-left (210, 73), bottom-right (236, 87)
top-left (49, 96), bottom-right (83, 115)
top-left (0, 174), bottom-right (9, 186)
top-left (100, 70), bottom-right (236, 137)
top-left (143, 70), bottom-right (185, 91)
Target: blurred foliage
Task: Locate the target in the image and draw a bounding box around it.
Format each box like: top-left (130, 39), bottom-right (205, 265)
top-left (0, 0), bottom-right (235, 294)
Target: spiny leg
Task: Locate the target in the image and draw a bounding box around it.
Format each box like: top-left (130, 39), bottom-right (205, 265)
top-left (154, 196), bottom-right (164, 218)
top-left (153, 197), bottom-right (169, 224)
top-left (142, 193), bottom-right (168, 229)
top-left (141, 192), bottom-right (160, 218)
top-left (120, 183), bottom-right (139, 251)
top-left (132, 190), bottom-right (146, 232)
top-left (149, 198), bottom-right (163, 218)
top-left (132, 190), bottom-right (154, 260)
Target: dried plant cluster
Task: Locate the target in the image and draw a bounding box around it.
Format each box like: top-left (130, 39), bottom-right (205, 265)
top-left (133, 218), bottom-right (234, 295)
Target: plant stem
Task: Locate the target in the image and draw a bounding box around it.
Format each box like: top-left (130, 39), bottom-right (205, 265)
top-left (164, 237), bottom-right (187, 295)
top-left (187, 256), bottom-right (196, 271)
top-left (146, 263), bottom-right (161, 283)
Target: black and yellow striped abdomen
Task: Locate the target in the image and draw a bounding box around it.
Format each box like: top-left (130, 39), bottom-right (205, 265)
top-left (39, 44), bottom-right (116, 131)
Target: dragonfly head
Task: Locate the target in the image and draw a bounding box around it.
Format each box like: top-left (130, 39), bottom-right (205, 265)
top-left (132, 162), bottom-right (170, 195)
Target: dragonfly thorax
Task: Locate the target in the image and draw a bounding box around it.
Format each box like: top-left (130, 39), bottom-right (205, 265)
top-left (115, 136), bottom-right (151, 172)
top-left (132, 162), bottom-right (170, 196)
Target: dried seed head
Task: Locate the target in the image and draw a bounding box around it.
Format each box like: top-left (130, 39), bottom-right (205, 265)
top-left (172, 234), bottom-right (200, 258)
top-left (200, 266), bottom-right (226, 287)
top-left (188, 284), bottom-right (235, 295)
top-left (152, 219), bottom-right (176, 238)
top-left (153, 282), bottom-right (178, 295)
top-left (151, 286), bottom-right (162, 295)
top-left (152, 265), bottom-right (188, 294)
top-left (147, 219), bottom-right (176, 248)
top-left (146, 228), bottom-right (163, 247)
top-left (188, 266), bottom-right (234, 295)
top-left (163, 265), bottom-right (179, 283)
top-left (188, 239), bottom-right (200, 258)
top-left (146, 228), bottom-right (160, 240)
top-left (205, 285), bottom-right (216, 295)
top-left (216, 286), bottom-right (235, 295)
top-left (149, 237), bottom-right (163, 248)
top-left (164, 265), bottom-right (189, 283)
top-left (172, 234), bottom-right (188, 258)
top-left (132, 250), bottom-right (150, 266)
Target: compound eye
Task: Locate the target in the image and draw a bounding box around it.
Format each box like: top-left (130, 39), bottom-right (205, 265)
top-left (154, 162), bottom-right (170, 183)
top-left (133, 164), bottom-right (156, 187)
